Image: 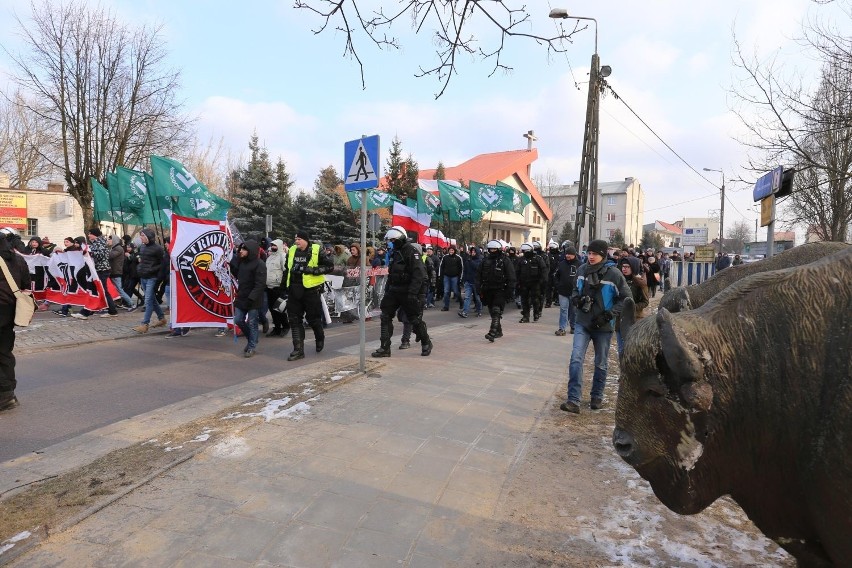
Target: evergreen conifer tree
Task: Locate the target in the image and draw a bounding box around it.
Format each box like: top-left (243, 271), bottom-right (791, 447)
top-left (272, 157), bottom-right (296, 239)
top-left (403, 154), bottom-right (419, 199)
top-left (385, 135), bottom-right (405, 200)
top-left (433, 161), bottom-right (446, 180)
top-left (230, 133), bottom-right (276, 237)
top-left (559, 221), bottom-right (575, 245)
top-left (303, 165), bottom-right (360, 245)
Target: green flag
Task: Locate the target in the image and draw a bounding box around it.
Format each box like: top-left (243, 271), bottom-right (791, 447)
top-left (497, 181), bottom-right (532, 214)
top-left (149, 155), bottom-right (231, 220)
top-left (92, 177), bottom-right (144, 224)
top-left (346, 188), bottom-right (399, 211)
top-left (437, 180), bottom-right (470, 212)
top-left (469, 180), bottom-right (515, 212)
top-left (115, 166), bottom-right (158, 223)
top-left (448, 207), bottom-right (484, 222)
top-left (416, 188), bottom-right (442, 215)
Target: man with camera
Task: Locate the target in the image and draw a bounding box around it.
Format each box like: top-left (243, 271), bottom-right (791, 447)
top-left (561, 239), bottom-right (630, 414)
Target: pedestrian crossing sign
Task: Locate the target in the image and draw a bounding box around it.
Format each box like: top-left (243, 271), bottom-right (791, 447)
top-left (344, 135), bottom-right (380, 191)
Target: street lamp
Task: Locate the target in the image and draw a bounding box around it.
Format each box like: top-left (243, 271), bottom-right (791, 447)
top-left (550, 8), bottom-right (608, 246)
top-left (703, 168), bottom-right (726, 253)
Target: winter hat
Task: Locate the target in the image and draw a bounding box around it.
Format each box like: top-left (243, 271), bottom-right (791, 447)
top-left (587, 239), bottom-right (608, 258)
top-left (295, 229), bottom-right (311, 241)
top-left (565, 246), bottom-right (577, 256)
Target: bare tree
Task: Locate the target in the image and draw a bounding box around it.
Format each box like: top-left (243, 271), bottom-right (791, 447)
top-left (294, 1), bottom-right (583, 98)
top-left (4, 1), bottom-right (193, 228)
top-left (726, 220), bottom-right (752, 254)
top-left (0, 90), bottom-right (55, 189)
top-left (178, 135), bottom-right (233, 196)
top-left (729, 8), bottom-right (852, 241)
top-left (534, 170), bottom-right (571, 240)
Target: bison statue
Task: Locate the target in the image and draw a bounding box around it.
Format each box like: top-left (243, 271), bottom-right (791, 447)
top-left (659, 241), bottom-right (849, 312)
top-left (613, 246), bottom-right (851, 567)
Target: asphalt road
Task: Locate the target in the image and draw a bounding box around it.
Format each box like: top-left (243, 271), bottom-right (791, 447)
top-left (0, 319), bottom-right (383, 463)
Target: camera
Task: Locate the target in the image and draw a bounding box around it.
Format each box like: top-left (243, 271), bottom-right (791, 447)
top-left (578, 295), bottom-right (594, 313)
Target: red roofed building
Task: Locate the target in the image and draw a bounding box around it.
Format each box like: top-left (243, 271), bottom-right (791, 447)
top-left (419, 149), bottom-right (552, 246)
top-left (642, 220), bottom-right (683, 248)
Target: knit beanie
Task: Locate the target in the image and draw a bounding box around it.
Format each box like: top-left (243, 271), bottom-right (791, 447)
top-left (587, 239), bottom-right (608, 258)
top-left (295, 229), bottom-right (311, 241)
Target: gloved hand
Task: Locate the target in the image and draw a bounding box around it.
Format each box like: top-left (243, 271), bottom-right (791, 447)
top-left (291, 264), bottom-right (304, 275)
top-left (591, 311), bottom-right (613, 329)
top-left (407, 294), bottom-right (420, 307)
top-left (305, 266), bottom-right (321, 275)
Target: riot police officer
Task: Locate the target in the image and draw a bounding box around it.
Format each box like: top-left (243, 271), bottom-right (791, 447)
top-left (516, 242), bottom-right (547, 322)
top-left (476, 240), bottom-right (516, 342)
top-left (545, 240), bottom-right (561, 308)
top-left (372, 226), bottom-right (432, 357)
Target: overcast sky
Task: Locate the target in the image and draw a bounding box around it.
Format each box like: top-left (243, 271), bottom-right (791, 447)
top-left (1, 0), bottom-right (848, 236)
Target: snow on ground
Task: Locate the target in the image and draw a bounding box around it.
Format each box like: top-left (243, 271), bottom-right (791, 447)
top-left (0, 531), bottom-right (32, 556)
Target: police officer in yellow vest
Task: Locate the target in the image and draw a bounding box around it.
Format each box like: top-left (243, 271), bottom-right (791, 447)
top-left (285, 230), bottom-right (334, 361)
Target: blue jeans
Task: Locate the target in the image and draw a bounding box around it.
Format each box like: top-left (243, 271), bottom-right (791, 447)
top-left (442, 276), bottom-right (459, 309)
top-left (110, 276), bottom-right (133, 305)
top-left (567, 323), bottom-right (613, 404)
top-left (462, 281), bottom-right (481, 314)
top-left (141, 277), bottom-right (164, 325)
top-left (234, 306), bottom-right (259, 350)
top-left (558, 294), bottom-right (576, 331)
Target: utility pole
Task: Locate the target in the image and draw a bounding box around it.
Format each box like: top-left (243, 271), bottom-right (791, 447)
top-left (703, 168), bottom-right (725, 253)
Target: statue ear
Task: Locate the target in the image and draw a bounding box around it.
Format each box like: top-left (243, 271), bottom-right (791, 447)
top-left (657, 308), bottom-right (704, 384)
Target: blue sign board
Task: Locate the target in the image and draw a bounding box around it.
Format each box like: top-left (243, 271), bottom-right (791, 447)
top-left (344, 135), bottom-right (380, 191)
top-left (753, 166), bottom-right (783, 202)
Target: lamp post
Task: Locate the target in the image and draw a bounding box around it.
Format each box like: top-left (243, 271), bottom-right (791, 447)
top-left (703, 168), bottom-right (725, 253)
top-left (550, 8), bottom-right (610, 246)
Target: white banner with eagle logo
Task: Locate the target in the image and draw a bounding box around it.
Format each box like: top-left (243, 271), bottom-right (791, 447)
top-left (169, 215), bottom-right (235, 327)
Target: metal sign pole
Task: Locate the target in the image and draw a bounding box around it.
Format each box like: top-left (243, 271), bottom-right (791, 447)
top-left (359, 189), bottom-right (367, 373)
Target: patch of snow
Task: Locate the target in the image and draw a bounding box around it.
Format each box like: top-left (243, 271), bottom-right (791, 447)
top-left (243, 397), bottom-right (271, 406)
top-left (190, 434), bottom-right (210, 442)
top-left (164, 445), bottom-right (184, 452)
top-left (221, 396), bottom-right (312, 422)
top-left (141, 439), bottom-right (158, 446)
top-left (210, 436), bottom-right (250, 458)
top-left (0, 531), bottom-right (33, 556)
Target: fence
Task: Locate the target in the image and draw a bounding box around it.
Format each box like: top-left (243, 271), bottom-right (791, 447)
top-left (667, 262), bottom-right (717, 289)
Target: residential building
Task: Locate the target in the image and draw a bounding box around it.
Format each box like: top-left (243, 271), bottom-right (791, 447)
top-left (419, 148), bottom-right (552, 246)
top-left (641, 220), bottom-right (682, 248)
top-left (541, 177), bottom-right (644, 247)
top-left (0, 173), bottom-right (84, 240)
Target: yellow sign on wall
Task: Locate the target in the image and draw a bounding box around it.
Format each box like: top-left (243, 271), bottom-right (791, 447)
top-left (0, 192), bottom-right (27, 229)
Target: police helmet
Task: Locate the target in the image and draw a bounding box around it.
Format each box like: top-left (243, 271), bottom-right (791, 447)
top-left (561, 239), bottom-right (575, 252)
top-left (0, 227), bottom-right (19, 237)
top-left (520, 242), bottom-right (534, 253)
top-left (532, 241), bottom-right (542, 251)
top-left (548, 240), bottom-right (559, 250)
top-left (486, 239), bottom-right (502, 251)
top-left (384, 225), bottom-right (408, 244)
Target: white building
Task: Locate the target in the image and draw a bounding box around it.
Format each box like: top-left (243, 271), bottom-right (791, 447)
top-left (541, 177), bottom-right (644, 247)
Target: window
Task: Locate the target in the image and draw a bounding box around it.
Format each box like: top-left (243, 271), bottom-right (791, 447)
top-left (607, 196), bottom-right (616, 206)
top-left (27, 219), bottom-right (38, 237)
top-left (606, 213), bottom-right (616, 222)
top-left (606, 229), bottom-right (614, 238)
top-left (532, 211), bottom-right (541, 225)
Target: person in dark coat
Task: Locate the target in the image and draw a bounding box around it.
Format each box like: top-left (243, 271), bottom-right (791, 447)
top-left (516, 242), bottom-right (547, 322)
top-left (615, 256), bottom-right (649, 357)
top-left (476, 240), bottom-right (516, 342)
top-left (439, 245), bottom-right (463, 311)
top-left (230, 239), bottom-right (267, 357)
top-left (0, 232), bottom-right (32, 412)
top-left (554, 246), bottom-right (581, 335)
top-left (459, 245), bottom-right (482, 317)
top-left (133, 228), bottom-right (167, 333)
top-left (372, 226), bottom-right (432, 357)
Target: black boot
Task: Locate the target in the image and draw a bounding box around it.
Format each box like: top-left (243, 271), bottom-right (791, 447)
top-left (413, 321), bottom-right (432, 356)
top-left (287, 327), bottom-right (305, 361)
top-left (316, 337), bottom-right (324, 353)
top-left (266, 327), bottom-right (282, 337)
top-left (485, 313), bottom-right (500, 342)
top-left (372, 315), bottom-right (393, 357)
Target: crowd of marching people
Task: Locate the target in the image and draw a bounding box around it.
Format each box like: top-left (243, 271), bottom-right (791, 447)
top-left (1, 221), bottom-right (672, 413)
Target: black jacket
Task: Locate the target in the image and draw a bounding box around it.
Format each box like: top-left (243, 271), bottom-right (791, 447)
top-left (439, 253), bottom-right (463, 278)
top-left (554, 255), bottom-right (581, 297)
top-left (387, 241), bottom-right (426, 296)
top-left (137, 228), bottom-right (164, 279)
top-left (230, 239), bottom-right (267, 310)
top-left (0, 246), bottom-right (31, 306)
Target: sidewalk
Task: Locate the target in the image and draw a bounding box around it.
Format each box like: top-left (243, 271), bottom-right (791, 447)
top-left (4, 310), bottom-right (571, 567)
top-left (16, 304), bottom-right (172, 355)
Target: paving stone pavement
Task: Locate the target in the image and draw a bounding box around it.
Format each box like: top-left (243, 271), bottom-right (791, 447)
top-left (5, 305), bottom-right (577, 567)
